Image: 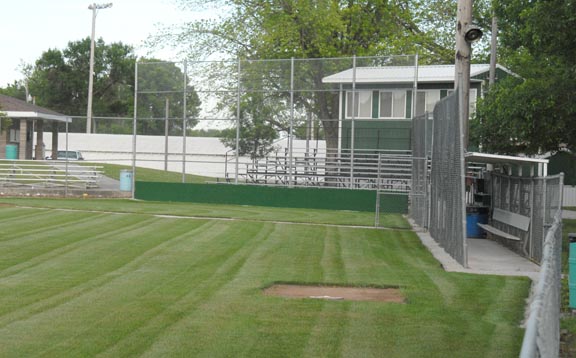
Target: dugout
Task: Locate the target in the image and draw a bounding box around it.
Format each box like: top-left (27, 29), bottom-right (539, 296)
top-left (465, 152), bottom-right (558, 263)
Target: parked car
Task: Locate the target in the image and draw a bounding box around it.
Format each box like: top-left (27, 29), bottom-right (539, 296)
top-left (46, 150), bottom-right (84, 161)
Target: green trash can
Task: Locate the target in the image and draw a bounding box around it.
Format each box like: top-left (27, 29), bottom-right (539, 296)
top-left (5, 144), bottom-right (18, 160)
top-left (570, 233), bottom-right (576, 309)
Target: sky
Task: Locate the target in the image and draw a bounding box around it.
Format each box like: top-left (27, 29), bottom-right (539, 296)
top-left (0, 0), bottom-right (202, 86)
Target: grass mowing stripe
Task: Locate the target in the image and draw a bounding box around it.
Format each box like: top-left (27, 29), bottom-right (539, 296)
top-left (138, 223), bottom-right (329, 357)
top-left (319, 226), bottom-right (347, 283)
top-left (0, 215), bottom-right (213, 326)
top-left (0, 207), bottom-right (57, 224)
top-left (46, 221), bottom-right (273, 358)
top-left (301, 300), bottom-right (351, 357)
top-left (481, 277), bottom-right (530, 357)
top-left (125, 222), bottom-right (277, 358)
top-left (0, 210), bottom-right (109, 245)
top-left (0, 207), bottom-right (81, 231)
top-left (0, 212), bottom-right (148, 276)
top-left (0, 218), bottom-right (218, 357)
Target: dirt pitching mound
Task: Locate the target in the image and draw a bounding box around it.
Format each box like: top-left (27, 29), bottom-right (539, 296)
top-left (263, 284), bottom-right (405, 303)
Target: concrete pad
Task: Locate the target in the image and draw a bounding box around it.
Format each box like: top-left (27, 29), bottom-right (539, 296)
top-left (410, 221), bottom-right (540, 281)
top-left (466, 239), bottom-right (540, 280)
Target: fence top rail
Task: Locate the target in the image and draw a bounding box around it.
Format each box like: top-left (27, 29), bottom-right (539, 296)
top-left (136, 55), bottom-right (417, 66)
top-left (0, 163), bottom-right (103, 169)
top-left (491, 172), bottom-right (564, 181)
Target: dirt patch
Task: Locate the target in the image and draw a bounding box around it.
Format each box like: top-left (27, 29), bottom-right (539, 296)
top-left (263, 284), bottom-right (405, 303)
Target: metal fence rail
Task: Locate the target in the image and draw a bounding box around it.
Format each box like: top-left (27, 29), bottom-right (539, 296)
top-left (520, 209), bottom-right (562, 358)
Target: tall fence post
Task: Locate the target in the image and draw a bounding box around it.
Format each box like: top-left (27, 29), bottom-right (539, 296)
top-left (349, 55), bottom-right (357, 188)
top-left (235, 58), bottom-right (242, 185)
top-left (164, 97), bottom-right (169, 172)
top-left (289, 57), bottom-right (295, 187)
top-left (182, 61), bottom-right (188, 183)
top-left (131, 60), bottom-right (138, 199)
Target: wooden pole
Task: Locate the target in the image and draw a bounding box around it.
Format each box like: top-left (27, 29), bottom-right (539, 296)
top-left (455, 0), bottom-right (473, 149)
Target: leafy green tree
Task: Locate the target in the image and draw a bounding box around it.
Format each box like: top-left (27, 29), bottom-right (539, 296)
top-left (472, 0), bottom-right (576, 154)
top-left (0, 82), bottom-right (26, 100)
top-left (8, 39), bottom-right (201, 135)
top-left (25, 38), bottom-right (135, 132)
top-left (220, 91), bottom-right (280, 159)
top-left (136, 59), bottom-right (201, 136)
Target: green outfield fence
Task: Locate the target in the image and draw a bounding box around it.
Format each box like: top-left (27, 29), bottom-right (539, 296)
top-left (135, 182), bottom-right (408, 213)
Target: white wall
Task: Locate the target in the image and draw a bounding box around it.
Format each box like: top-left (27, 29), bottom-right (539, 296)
top-left (564, 186), bottom-right (576, 207)
top-left (40, 133), bottom-right (326, 179)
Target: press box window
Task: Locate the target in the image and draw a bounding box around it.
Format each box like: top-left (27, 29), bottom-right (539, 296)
top-left (415, 91), bottom-right (441, 116)
top-left (346, 91), bottom-right (372, 119)
top-left (379, 91), bottom-right (406, 119)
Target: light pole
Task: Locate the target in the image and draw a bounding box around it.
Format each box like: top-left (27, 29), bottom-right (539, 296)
top-left (86, 2), bottom-right (112, 134)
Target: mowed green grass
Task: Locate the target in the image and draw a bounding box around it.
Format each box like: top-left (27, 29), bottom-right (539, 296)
top-left (0, 200), bottom-right (530, 357)
top-left (0, 198), bottom-right (409, 229)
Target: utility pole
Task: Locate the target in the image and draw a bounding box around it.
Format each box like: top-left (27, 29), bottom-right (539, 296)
top-left (455, 0), bottom-right (482, 149)
top-left (489, 15), bottom-right (498, 86)
top-left (86, 3), bottom-right (113, 134)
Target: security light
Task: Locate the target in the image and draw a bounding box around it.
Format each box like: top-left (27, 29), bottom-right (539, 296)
top-left (464, 24), bottom-right (483, 43)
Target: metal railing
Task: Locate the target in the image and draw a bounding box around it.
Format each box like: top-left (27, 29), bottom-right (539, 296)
top-left (0, 160), bottom-right (103, 189)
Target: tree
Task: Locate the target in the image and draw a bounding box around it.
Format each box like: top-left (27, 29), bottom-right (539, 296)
top-left (136, 59), bottom-right (201, 136)
top-left (8, 39), bottom-right (202, 135)
top-left (220, 92), bottom-right (279, 159)
top-left (24, 38), bottom-right (135, 132)
top-left (471, 0), bottom-right (576, 154)
top-left (0, 82), bottom-right (26, 100)
top-left (152, 0), bottom-right (490, 155)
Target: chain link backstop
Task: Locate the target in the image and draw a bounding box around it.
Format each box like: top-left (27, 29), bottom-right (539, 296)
top-left (427, 91), bottom-right (467, 266)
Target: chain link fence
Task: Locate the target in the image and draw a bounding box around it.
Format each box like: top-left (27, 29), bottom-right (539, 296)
top-left (13, 55), bottom-right (419, 206)
top-left (489, 172), bottom-right (564, 263)
top-left (427, 91), bottom-right (467, 266)
top-left (520, 209), bottom-right (563, 358)
top-left (131, 56), bottom-right (418, 192)
top-left (409, 113), bottom-right (432, 229)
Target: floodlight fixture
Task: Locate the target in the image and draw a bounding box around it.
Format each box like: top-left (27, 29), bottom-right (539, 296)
top-left (88, 3), bottom-right (113, 10)
top-left (464, 24), bottom-right (483, 43)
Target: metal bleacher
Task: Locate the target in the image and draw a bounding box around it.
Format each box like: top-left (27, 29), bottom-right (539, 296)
top-left (0, 160), bottom-right (104, 189)
top-left (236, 148), bottom-right (413, 191)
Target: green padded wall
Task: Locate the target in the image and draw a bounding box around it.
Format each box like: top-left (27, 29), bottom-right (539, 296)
top-left (135, 182), bottom-right (408, 213)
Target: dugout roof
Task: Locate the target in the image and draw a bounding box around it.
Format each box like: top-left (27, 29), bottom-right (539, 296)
top-left (466, 152), bottom-right (549, 176)
top-left (0, 94), bottom-right (71, 122)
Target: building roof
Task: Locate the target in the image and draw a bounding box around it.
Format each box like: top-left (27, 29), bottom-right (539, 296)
top-left (0, 94), bottom-right (71, 122)
top-left (322, 64), bottom-right (515, 84)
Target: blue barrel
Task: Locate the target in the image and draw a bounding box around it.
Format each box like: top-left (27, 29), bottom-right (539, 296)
top-left (119, 170), bottom-right (133, 191)
top-left (466, 206), bottom-right (489, 238)
top-left (5, 144), bottom-right (18, 159)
